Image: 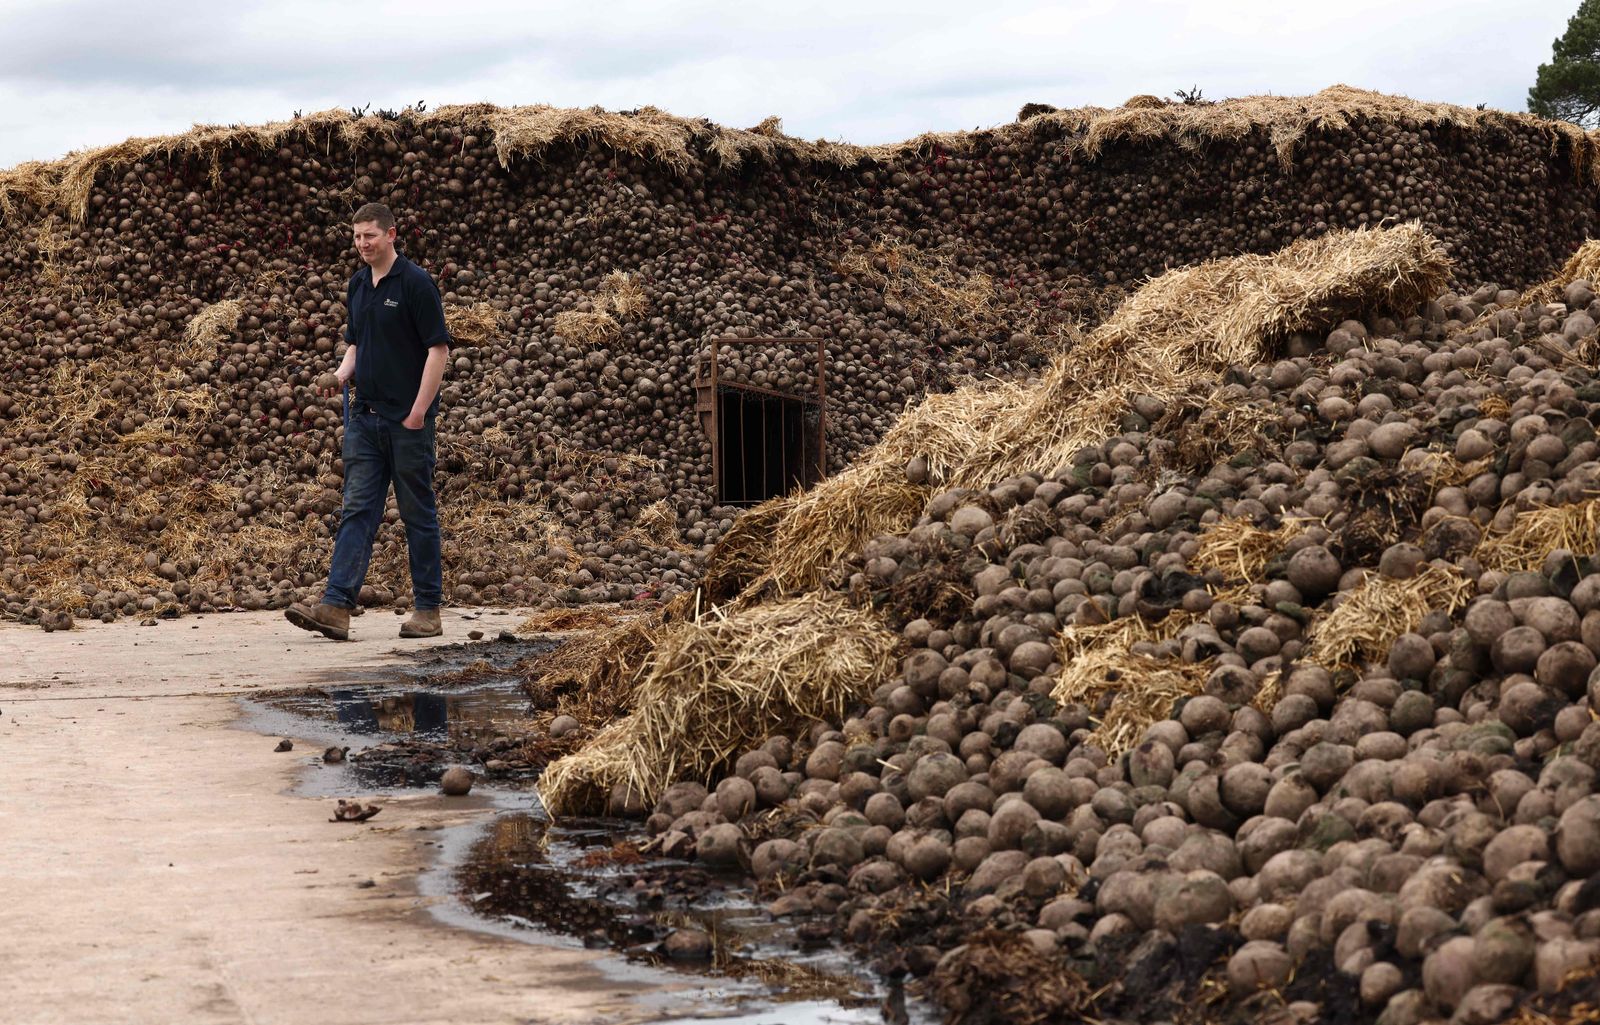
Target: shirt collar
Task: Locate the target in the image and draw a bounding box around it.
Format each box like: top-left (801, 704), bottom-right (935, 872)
top-left (357, 250), bottom-right (410, 288)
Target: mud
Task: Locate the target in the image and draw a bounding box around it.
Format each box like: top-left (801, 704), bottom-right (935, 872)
top-left (246, 636), bottom-right (926, 1024)
top-left (455, 812), bottom-right (917, 1022)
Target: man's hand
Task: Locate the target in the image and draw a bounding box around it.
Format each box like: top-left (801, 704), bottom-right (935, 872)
top-left (401, 411), bottom-right (426, 430)
top-left (322, 345), bottom-right (357, 398)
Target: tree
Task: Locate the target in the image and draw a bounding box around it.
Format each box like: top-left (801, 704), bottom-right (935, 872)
top-left (1530, 0), bottom-right (1600, 127)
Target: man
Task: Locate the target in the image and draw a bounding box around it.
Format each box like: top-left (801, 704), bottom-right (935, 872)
top-left (285, 203), bottom-right (451, 641)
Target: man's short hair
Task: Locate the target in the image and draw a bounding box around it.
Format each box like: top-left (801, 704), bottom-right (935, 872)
top-left (352, 202), bottom-right (395, 230)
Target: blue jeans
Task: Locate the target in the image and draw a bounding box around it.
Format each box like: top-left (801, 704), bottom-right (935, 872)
top-left (322, 403), bottom-right (442, 610)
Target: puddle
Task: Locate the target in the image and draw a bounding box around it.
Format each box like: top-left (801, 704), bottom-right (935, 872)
top-left (236, 635), bottom-right (923, 1023)
top-left (261, 683), bottom-right (530, 742)
top-left (236, 637), bottom-right (558, 796)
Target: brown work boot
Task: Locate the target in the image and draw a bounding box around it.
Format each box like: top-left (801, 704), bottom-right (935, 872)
top-left (399, 608), bottom-right (442, 638)
top-left (284, 601), bottom-right (350, 641)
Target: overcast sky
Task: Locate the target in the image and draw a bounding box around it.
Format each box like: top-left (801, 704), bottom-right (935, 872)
top-left (0, 0), bottom-right (1583, 169)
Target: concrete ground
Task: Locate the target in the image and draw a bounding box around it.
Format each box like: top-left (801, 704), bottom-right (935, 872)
top-left (0, 608), bottom-right (686, 1025)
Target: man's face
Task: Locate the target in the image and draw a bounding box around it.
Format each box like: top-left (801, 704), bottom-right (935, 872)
top-left (353, 220), bottom-right (396, 265)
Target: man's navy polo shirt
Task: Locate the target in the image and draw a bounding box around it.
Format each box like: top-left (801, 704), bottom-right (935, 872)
top-left (345, 252), bottom-right (451, 423)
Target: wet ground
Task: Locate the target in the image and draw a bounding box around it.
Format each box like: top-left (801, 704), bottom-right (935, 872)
top-left (452, 813), bottom-right (899, 1023)
top-left (237, 635), bottom-right (926, 1024)
top-left (238, 635), bottom-right (556, 794)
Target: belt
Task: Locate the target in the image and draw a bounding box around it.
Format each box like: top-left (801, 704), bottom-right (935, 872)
top-left (352, 397), bottom-right (375, 415)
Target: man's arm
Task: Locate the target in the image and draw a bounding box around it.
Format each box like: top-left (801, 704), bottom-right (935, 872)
top-left (402, 345), bottom-right (448, 429)
top-left (401, 269), bottom-right (452, 430)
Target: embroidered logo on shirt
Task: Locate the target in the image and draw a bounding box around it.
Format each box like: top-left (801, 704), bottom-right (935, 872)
top-left (383, 298), bottom-right (399, 308)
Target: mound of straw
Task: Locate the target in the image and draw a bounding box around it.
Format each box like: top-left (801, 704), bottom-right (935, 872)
top-left (1052, 613), bottom-right (1214, 760)
top-left (734, 223), bottom-right (1449, 605)
top-left (624, 498), bottom-right (687, 551)
top-left (552, 309), bottom-right (620, 343)
top-left (1476, 498), bottom-right (1600, 573)
top-left (443, 301), bottom-right (503, 346)
top-left (547, 272), bottom-right (647, 345)
top-left (697, 495), bottom-right (795, 603)
top-left (1191, 516), bottom-right (1308, 583)
top-left (1303, 565), bottom-right (1475, 669)
top-left (184, 299), bottom-right (243, 348)
top-left (520, 607), bottom-right (671, 724)
top-left (1480, 394), bottom-right (1513, 421)
top-left (539, 592), bottom-right (899, 814)
top-left (598, 271), bottom-right (648, 320)
top-left (516, 604), bottom-right (635, 635)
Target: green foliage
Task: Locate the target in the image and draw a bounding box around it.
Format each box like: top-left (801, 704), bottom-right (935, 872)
top-left (1530, 0), bottom-right (1600, 127)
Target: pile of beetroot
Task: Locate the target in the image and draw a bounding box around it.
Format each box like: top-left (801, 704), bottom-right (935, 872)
top-left (615, 275), bottom-right (1600, 1024)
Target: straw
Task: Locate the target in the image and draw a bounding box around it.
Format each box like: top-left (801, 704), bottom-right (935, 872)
top-left (552, 309), bottom-right (620, 343)
top-left (1475, 498), bottom-right (1600, 573)
top-left (728, 222), bottom-right (1449, 606)
top-left (538, 592), bottom-right (899, 814)
top-left (1050, 590), bottom-right (1251, 760)
top-left (8, 87), bottom-right (1590, 227)
top-left (184, 299), bottom-right (243, 348)
top-left (1191, 517), bottom-right (1308, 583)
top-left (443, 301), bottom-right (503, 346)
top-left (1302, 565), bottom-right (1475, 669)
top-left (520, 607), bottom-right (671, 725)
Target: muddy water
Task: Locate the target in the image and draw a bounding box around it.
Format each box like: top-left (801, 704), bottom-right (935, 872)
top-left (262, 683), bottom-right (529, 740)
top-left (236, 637), bottom-right (555, 795)
top-left (237, 640), bottom-right (927, 1023)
